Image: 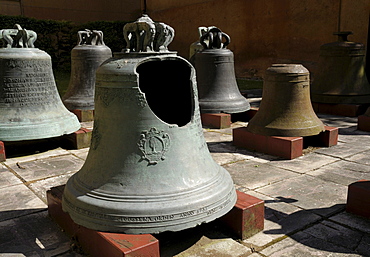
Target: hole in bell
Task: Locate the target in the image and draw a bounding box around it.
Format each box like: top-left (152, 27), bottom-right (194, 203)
top-left (137, 59), bottom-right (193, 126)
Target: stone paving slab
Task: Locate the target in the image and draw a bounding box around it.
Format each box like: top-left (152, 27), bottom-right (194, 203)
top-left (0, 164), bottom-right (22, 189)
top-left (259, 230), bottom-right (366, 257)
top-left (329, 212), bottom-right (370, 234)
top-left (313, 141), bottom-right (370, 159)
top-left (307, 159), bottom-right (370, 186)
top-left (346, 149), bottom-right (370, 165)
top-left (224, 160), bottom-right (300, 190)
top-left (174, 236), bottom-right (251, 257)
top-left (3, 148), bottom-right (71, 166)
top-left (268, 152), bottom-right (340, 174)
top-left (0, 183), bottom-right (46, 222)
top-left (256, 175), bottom-right (348, 217)
top-left (0, 211), bottom-right (72, 257)
top-left (6, 155), bottom-right (84, 183)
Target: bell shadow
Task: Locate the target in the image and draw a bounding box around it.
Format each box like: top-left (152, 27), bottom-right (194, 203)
top-left (154, 218), bottom-right (235, 257)
top-left (262, 196), bottom-right (370, 255)
top-left (0, 208), bottom-right (73, 257)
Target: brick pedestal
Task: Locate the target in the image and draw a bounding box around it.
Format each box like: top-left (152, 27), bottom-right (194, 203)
top-left (71, 109), bottom-right (94, 122)
top-left (346, 180), bottom-right (370, 219)
top-left (233, 126), bottom-right (338, 159)
top-left (0, 141), bottom-right (5, 162)
top-left (61, 128), bottom-right (92, 149)
top-left (47, 186), bottom-right (265, 256)
top-left (220, 190), bottom-right (264, 240)
top-left (312, 102), bottom-right (368, 117)
top-left (47, 185), bottom-right (160, 257)
top-left (201, 113), bottom-right (231, 129)
top-left (358, 115), bottom-right (370, 132)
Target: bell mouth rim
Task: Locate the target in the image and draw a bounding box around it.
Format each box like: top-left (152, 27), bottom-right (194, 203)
top-left (69, 165), bottom-right (228, 201)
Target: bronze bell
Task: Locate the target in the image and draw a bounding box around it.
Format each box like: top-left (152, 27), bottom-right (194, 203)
top-left (311, 31), bottom-right (370, 104)
top-left (192, 27), bottom-right (250, 113)
top-left (62, 29), bottom-right (112, 110)
top-left (0, 24), bottom-right (80, 141)
top-left (62, 15), bottom-right (236, 234)
top-left (247, 64), bottom-right (325, 137)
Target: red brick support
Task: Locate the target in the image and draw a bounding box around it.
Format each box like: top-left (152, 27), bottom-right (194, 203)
top-left (62, 128), bottom-right (92, 149)
top-left (346, 180), bottom-right (370, 219)
top-left (358, 115), bottom-right (370, 132)
top-left (220, 190), bottom-right (264, 240)
top-left (312, 102), bottom-right (368, 117)
top-left (71, 109), bottom-right (94, 122)
top-left (47, 185), bottom-right (160, 257)
top-left (201, 113), bottom-right (231, 129)
top-left (0, 141), bottom-right (5, 162)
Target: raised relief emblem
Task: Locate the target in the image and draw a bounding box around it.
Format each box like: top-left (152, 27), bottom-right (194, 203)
top-left (138, 127), bottom-right (170, 165)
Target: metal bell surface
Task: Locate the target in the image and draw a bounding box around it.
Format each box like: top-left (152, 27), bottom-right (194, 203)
top-left (62, 15), bottom-right (236, 234)
top-left (246, 64), bottom-right (325, 137)
top-left (311, 31), bottom-right (370, 104)
top-left (0, 25), bottom-right (80, 141)
top-left (62, 29), bottom-right (112, 110)
top-left (193, 27), bottom-right (250, 114)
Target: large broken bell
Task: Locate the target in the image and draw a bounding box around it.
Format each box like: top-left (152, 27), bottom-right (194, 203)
top-left (62, 15), bottom-right (237, 234)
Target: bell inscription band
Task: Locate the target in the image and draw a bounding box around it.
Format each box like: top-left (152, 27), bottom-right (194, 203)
top-left (62, 15), bottom-right (237, 234)
top-left (62, 29), bottom-right (112, 111)
top-left (311, 31), bottom-right (370, 104)
top-left (192, 27), bottom-right (250, 114)
top-left (247, 64), bottom-right (325, 137)
top-left (0, 24), bottom-right (80, 141)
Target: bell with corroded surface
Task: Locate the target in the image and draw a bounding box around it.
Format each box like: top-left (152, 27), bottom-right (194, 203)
top-left (246, 64), bottom-right (325, 137)
top-left (311, 31), bottom-right (370, 104)
top-left (62, 15), bottom-right (236, 234)
top-left (0, 24), bottom-right (80, 141)
top-left (62, 29), bottom-right (112, 111)
top-left (192, 27), bottom-right (250, 114)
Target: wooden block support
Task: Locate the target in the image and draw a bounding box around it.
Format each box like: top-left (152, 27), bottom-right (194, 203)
top-left (71, 109), bottom-right (94, 122)
top-left (312, 102), bottom-right (368, 117)
top-left (220, 190), bottom-right (264, 240)
top-left (47, 185), bottom-right (160, 257)
top-left (232, 127), bottom-right (303, 159)
top-left (358, 115), bottom-right (370, 132)
top-left (201, 113), bottom-right (231, 129)
top-left (0, 141), bottom-right (5, 162)
top-left (346, 180), bottom-right (370, 219)
top-left (62, 128), bottom-right (92, 149)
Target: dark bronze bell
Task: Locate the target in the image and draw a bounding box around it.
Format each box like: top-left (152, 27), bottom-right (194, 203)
top-left (62, 29), bottom-right (112, 110)
top-left (311, 31), bottom-right (370, 104)
top-left (246, 64), bottom-right (325, 137)
top-left (0, 25), bottom-right (80, 141)
top-left (62, 15), bottom-right (236, 234)
top-left (192, 27), bottom-right (250, 113)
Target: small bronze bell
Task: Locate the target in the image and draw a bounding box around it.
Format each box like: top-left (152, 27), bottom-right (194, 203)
top-left (0, 24), bottom-right (80, 141)
top-left (192, 27), bottom-right (250, 114)
top-left (311, 31), bottom-right (370, 104)
top-left (62, 15), bottom-right (236, 234)
top-left (62, 29), bottom-right (112, 111)
top-left (247, 64), bottom-right (325, 137)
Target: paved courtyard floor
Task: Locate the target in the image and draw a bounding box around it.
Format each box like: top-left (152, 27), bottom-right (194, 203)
top-left (1, 110), bottom-right (370, 256)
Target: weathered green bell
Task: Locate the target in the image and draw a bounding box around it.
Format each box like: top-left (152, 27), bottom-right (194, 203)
top-left (311, 31), bottom-right (370, 104)
top-left (62, 29), bottom-right (112, 111)
top-left (62, 15), bottom-right (236, 234)
top-left (192, 27), bottom-right (250, 114)
top-left (247, 64), bottom-right (325, 137)
top-left (0, 24), bottom-right (80, 141)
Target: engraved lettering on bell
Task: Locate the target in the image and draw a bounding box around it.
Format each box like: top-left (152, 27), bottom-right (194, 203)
top-left (138, 127), bottom-right (170, 164)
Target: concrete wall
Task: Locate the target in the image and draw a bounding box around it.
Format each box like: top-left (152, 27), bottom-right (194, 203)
top-left (147, 0), bottom-right (370, 79)
top-left (0, 0), bottom-right (143, 22)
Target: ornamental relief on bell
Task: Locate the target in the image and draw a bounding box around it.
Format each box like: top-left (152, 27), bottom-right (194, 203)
top-left (138, 127), bottom-right (171, 165)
